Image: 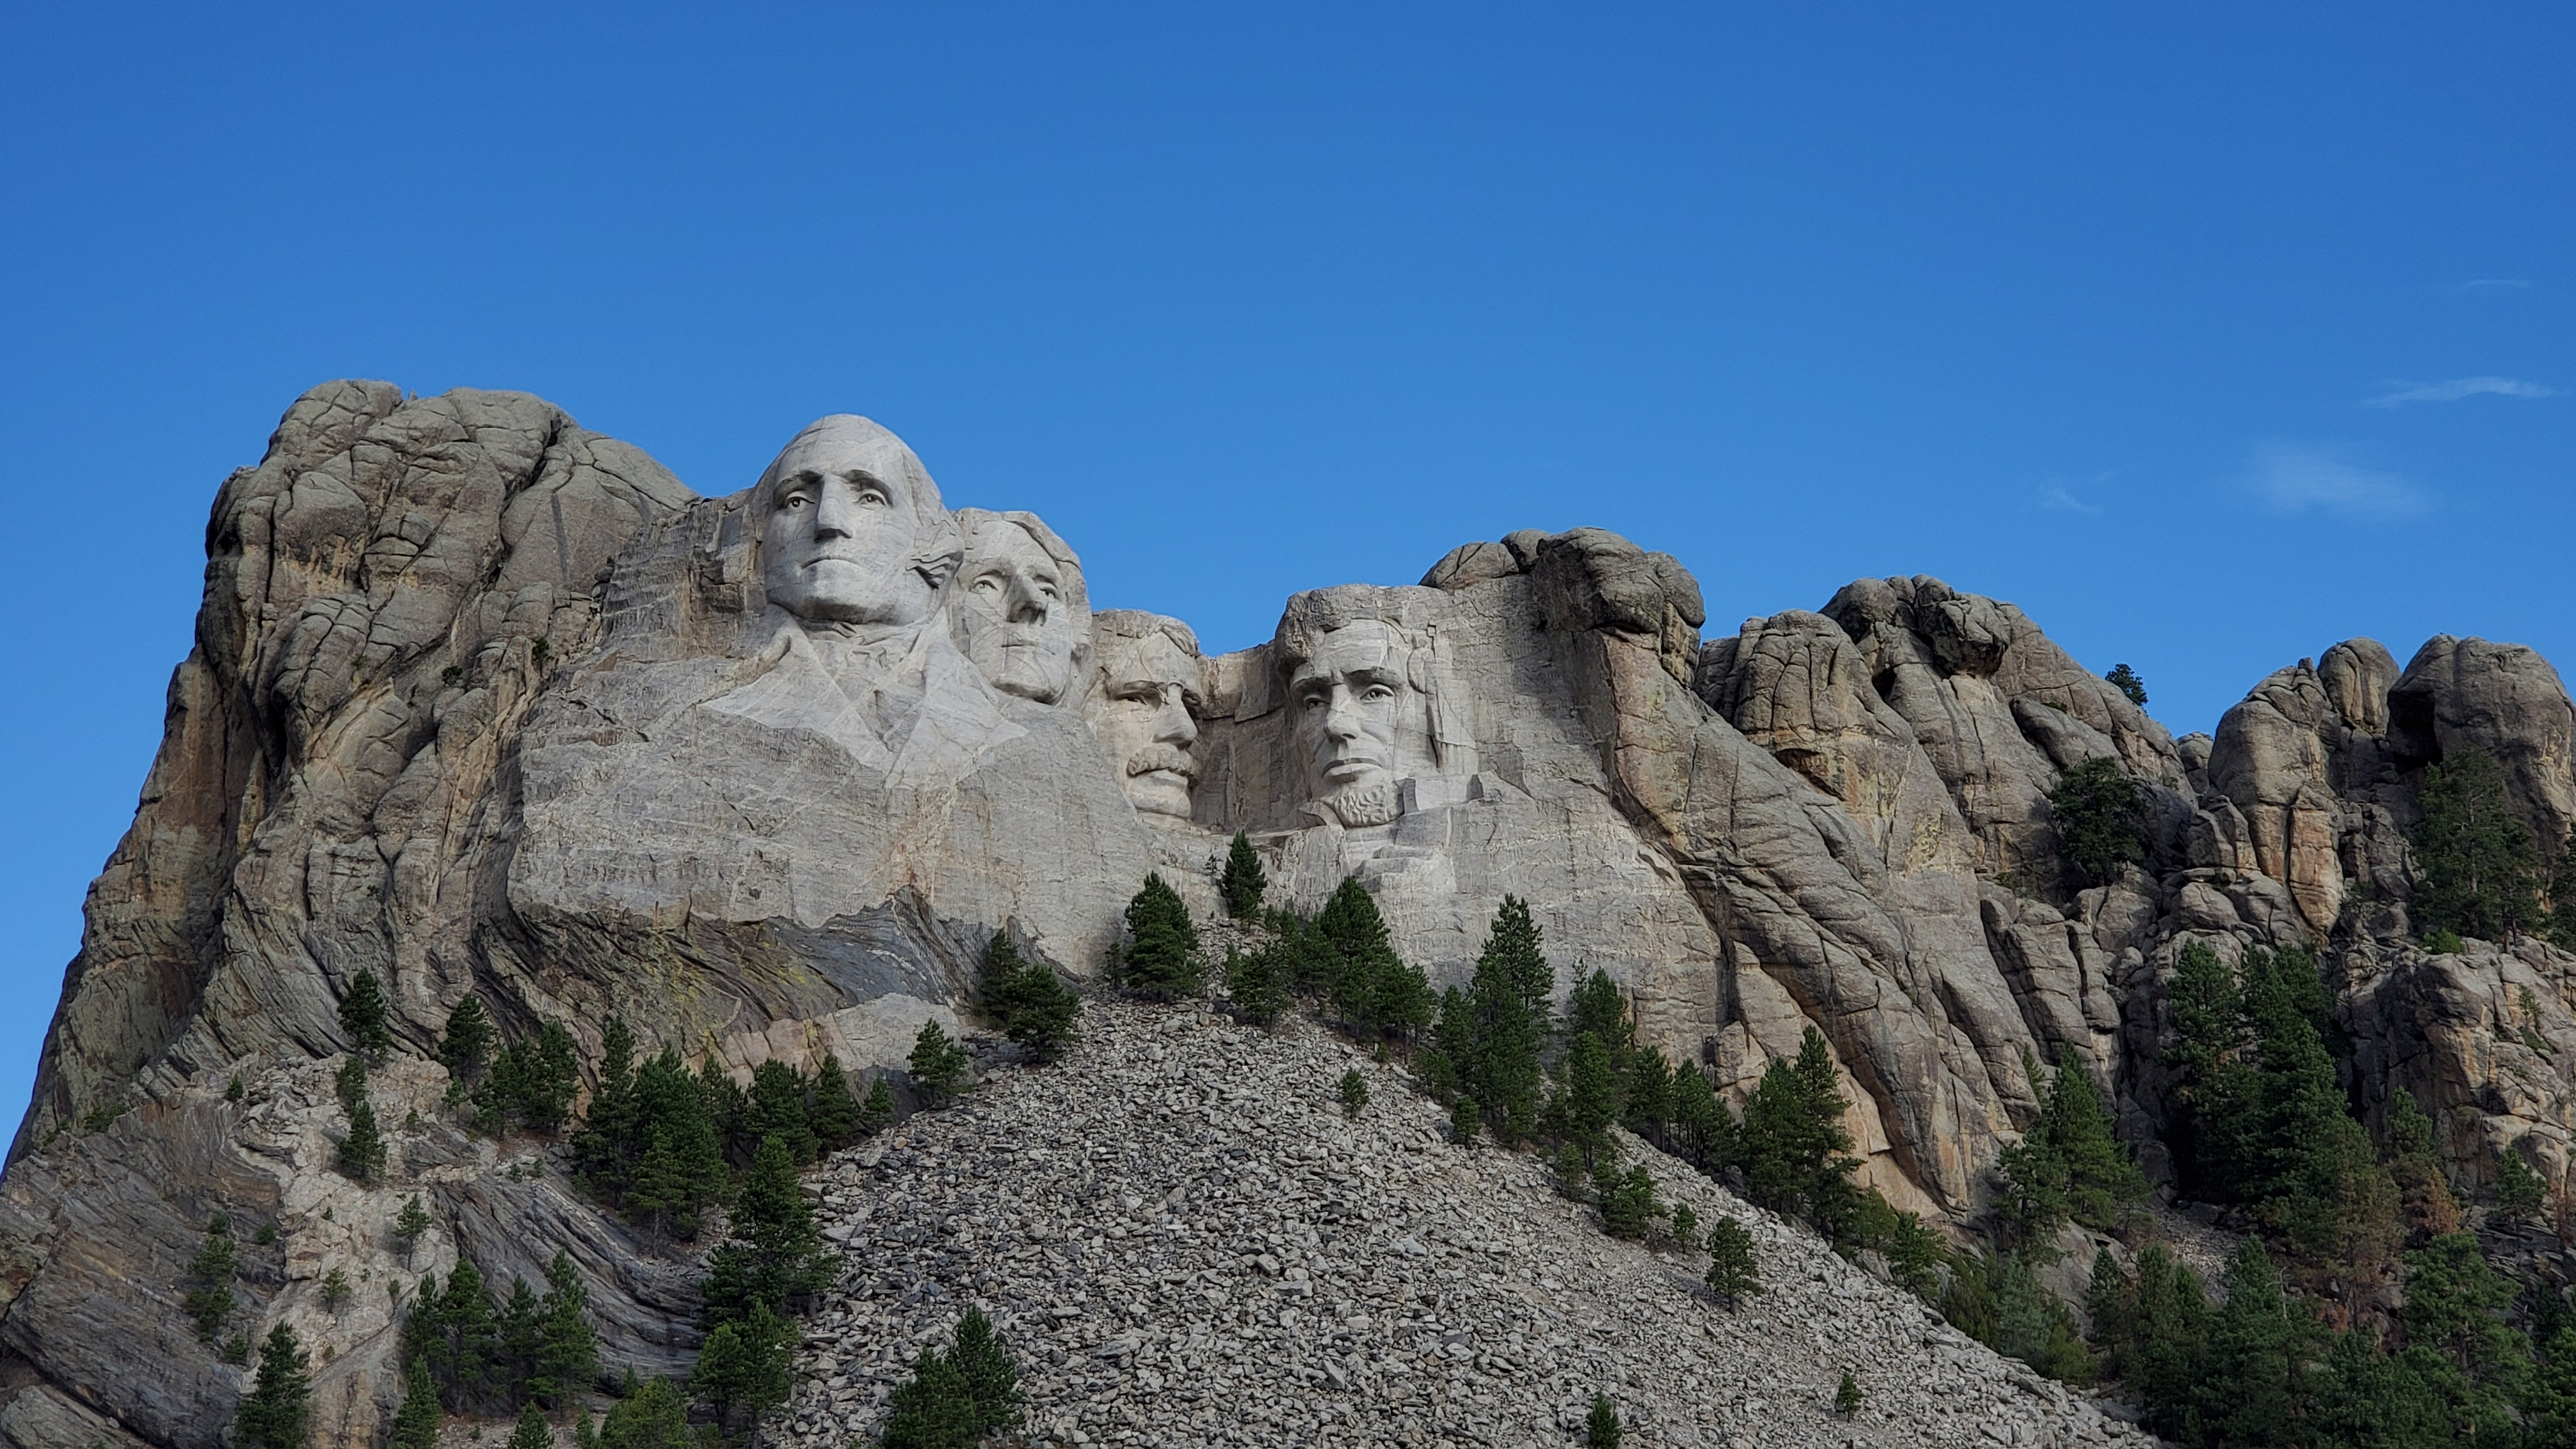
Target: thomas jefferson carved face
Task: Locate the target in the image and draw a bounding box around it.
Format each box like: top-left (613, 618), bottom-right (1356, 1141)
top-left (1289, 620), bottom-right (1414, 827)
top-left (951, 515), bottom-right (1082, 703)
top-left (756, 418), bottom-right (945, 628)
top-left (1088, 627), bottom-right (1203, 820)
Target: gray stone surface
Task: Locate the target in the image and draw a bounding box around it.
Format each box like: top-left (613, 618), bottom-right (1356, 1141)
top-left (9, 379), bottom-right (2576, 1445)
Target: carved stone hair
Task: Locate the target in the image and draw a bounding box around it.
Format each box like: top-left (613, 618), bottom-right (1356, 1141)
top-left (751, 414), bottom-right (963, 588)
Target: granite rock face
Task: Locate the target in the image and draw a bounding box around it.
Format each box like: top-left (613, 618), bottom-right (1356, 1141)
top-left (5, 382), bottom-right (2575, 1445)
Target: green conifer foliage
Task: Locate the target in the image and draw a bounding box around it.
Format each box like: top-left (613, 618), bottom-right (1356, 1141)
top-left (982, 939), bottom-right (1081, 1061)
top-left (339, 1096), bottom-right (388, 1184)
top-left (183, 1215), bottom-right (237, 1339)
top-left (1340, 1068), bottom-right (1370, 1117)
top-left (1834, 1371), bottom-right (1862, 1416)
top-left (700, 1135), bottom-right (832, 1329)
top-left (537, 1250), bottom-right (598, 1404)
top-left (2105, 663), bottom-right (2148, 707)
top-left (1119, 873), bottom-right (1204, 999)
top-left (2413, 746), bottom-right (2545, 941)
top-left (747, 1059), bottom-right (819, 1165)
top-left (1740, 1029), bottom-right (1862, 1236)
top-left (809, 1053), bottom-right (859, 1148)
top-left (1220, 829), bottom-right (1268, 918)
top-left (595, 1377), bottom-right (692, 1449)
top-left (1434, 896), bottom-right (1552, 1142)
top-left (506, 1401), bottom-right (551, 1449)
top-left (1563, 1031), bottom-right (1621, 1157)
top-left (1585, 1394), bottom-right (1623, 1448)
top-left (2189, 1241), bottom-right (2310, 1443)
top-left (394, 1195), bottom-right (433, 1259)
top-left (388, 1354), bottom-right (442, 1449)
top-left (335, 1055), bottom-right (370, 1114)
top-left (1315, 877), bottom-right (1431, 1038)
top-left (880, 1347), bottom-right (979, 1449)
top-left (234, 1324), bottom-right (312, 1449)
top-left (1999, 1048), bottom-right (2147, 1249)
top-left (1667, 1203), bottom-right (1700, 1252)
top-left (2047, 756), bottom-right (2147, 886)
top-left (341, 970), bottom-right (394, 1056)
top-left (440, 996), bottom-right (496, 1087)
top-left (1943, 1248), bottom-right (2093, 1384)
top-left (692, 1301), bottom-right (795, 1436)
top-left (1597, 1164), bottom-right (1659, 1239)
top-left (1450, 1094), bottom-right (1480, 1145)
top-left (1551, 1143), bottom-right (1590, 1200)
top-left (858, 1076), bottom-right (897, 1136)
top-left (2498, 1143), bottom-right (2548, 1221)
top-left (1563, 969), bottom-right (1634, 1050)
top-left (907, 1022), bottom-right (972, 1107)
top-left (1666, 1064), bottom-right (1738, 1174)
top-left (948, 1305), bottom-right (1022, 1434)
top-left (1225, 942), bottom-right (1289, 1026)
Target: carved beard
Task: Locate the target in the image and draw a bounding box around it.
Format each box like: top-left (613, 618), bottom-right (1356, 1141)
top-left (1322, 778), bottom-right (1401, 828)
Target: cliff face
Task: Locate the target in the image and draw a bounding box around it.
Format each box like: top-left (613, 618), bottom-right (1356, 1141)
top-left (3, 383), bottom-right (2570, 1445)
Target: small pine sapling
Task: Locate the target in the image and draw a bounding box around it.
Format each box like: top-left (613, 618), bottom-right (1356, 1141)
top-left (335, 1056), bottom-right (370, 1113)
top-left (908, 1022), bottom-right (972, 1107)
top-left (1668, 1203), bottom-right (1700, 1252)
top-left (1450, 1094), bottom-right (1480, 1145)
top-left (1586, 1393), bottom-right (1624, 1448)
top-left (1703, 1216), bottom-right (1762, 1306)
top-left (226, 1075), bottom-right (245, 1103)
top-left (1220, 830), bottom-right (1268, 918)
top-left (2500, 1145), bottom-right (2548, 1222)
top-left (1340, 1068), bottom-right (1370, 1118)
top-left (339, 970), bottom-right (394, 1057)
top-left (320, 1267), bottom-right (351, 1310)
top-left (858, 1075), bottom-right (898, 1135)
top-left (1552, 1143), bottom-right (1591, 1200)
top-left (506, 1402), bottom-right (551, 1449)
top-left (1835, 1370), bottom-right (1863, 1416)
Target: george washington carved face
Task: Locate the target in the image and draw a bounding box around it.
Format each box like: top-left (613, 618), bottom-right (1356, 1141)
top-left (754, 416), bottom-right (955, 629)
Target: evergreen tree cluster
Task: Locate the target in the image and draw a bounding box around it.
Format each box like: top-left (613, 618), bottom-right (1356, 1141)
top-left (977, 931), bottom-right (1082, 1061)
top-left (403, 1249), bottom-right (599, 1413)
top-left (1997, 1047), bottom-right (2149, 1251)
top-left (2046, 756), bottom-right (2148, 887)
top-left (234, 1324), bottom-right (312, 1449)
top-left (475, 1020), bottom-right (581, 1136)
top-left (335, 1056), bottom-right (388, 1184)
top-left (1116, 873), bottom-right (1204, 999)
top-left (1314, 877), bottom-right (1434, 1039)
top-left (2411, 746), bottom-right (2576, 947)
top-left (183, 1213), bottom-right (238, 1340)
top-left (880, 1306), bottom-right (1023, 1449)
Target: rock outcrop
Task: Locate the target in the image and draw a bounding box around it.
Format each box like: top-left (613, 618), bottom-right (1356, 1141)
top-left (4, 381), bottom-right (2573, 1445)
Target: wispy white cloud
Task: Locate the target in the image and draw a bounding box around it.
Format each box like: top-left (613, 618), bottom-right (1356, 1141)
top-left (2365, 376), bottom-right (2557, 407)
top-left (2248, 442), bottom-right (2426, 520)
top-left (2039, 485), bottom-right (2103, 516)
top-left (2457, 278), bottom-right (2533, 291)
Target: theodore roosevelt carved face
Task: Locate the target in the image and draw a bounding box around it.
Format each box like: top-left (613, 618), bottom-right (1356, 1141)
top-left (755, 416), bottom-right (956, 629)
top-left (950, 510), bottom-right (1089, 705)
top-left (1085, 611), bottom-right (1203, 821)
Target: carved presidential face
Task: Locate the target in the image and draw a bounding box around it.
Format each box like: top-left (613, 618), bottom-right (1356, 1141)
top-left (1290, 620), bottom-right (1415, 826)
top-left (757, 424), bottom-right (935, 627)
top-left (1089, 630), bottom-right (1203, 820)
top-left (952, 517), bottom-right (1080, 703)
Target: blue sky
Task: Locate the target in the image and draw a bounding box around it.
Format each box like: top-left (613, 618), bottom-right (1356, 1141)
top-left (1, 4), bottom-right (2568, 1132)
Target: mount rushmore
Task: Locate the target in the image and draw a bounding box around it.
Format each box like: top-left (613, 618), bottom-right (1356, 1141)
top-left (3, 381), bottom-right (2572, 1445)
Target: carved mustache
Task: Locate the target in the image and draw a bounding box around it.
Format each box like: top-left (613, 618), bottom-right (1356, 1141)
top-left (1125, 745), bottom-right (1199, 781)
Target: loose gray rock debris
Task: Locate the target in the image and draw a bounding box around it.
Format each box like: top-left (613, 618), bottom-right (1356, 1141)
top-left (783, 999), bottom-right (2150, 1448)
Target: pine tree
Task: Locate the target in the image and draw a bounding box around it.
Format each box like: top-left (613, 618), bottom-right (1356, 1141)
top-left (1001, 962), bottom-right (1080, 1062)
top-left (1596, 1163), bottom-right (1658, 1239)
top-left (1450, 1094), bottom-right (1480, 1144)
top-left (1317, 877), bottom-right (1427, 1038)
top-left (595, 1377), bottom-right (692, 1449)
top-left (1119, 873), bottom-right (1202, 999)
top-left (692, 1301), bottom-right (793, 1436)
top-left (1667, 1203), bottom-right (1699, 1252)
top-left (2499, 1142), bottom-right (2548, 1222)
top-left (1621, 1048), bottom-right (1674, 1144)
top-left (1436, 896), bottom-right (1551, 1142)
top-left (1740, 1028), bottom-right (1862, 1238)
top-left (977, 931), bottom-right (1034, 1029)
top-left (1834, 1371), bottom-right (1862, 1415)
top-left (341, 970), bottom-right (394, 1056)
top-left (1341, 1068), bottom-right (1371, 1117)
top-left (1584, 1393), bottom-right (1623, 1448)
top-left (183, 1215), bottom-right (238, 1339)
top-left (1225, 942), bottom-right (1289, 1026)
top-left (394, 1194), bottom-right (433, 1259)
top-left (880, 1346), bottom-right (978, 1449)
top-left (858, 1076), bottom-right (897, 1136)
top-left (321, 1267), bottom-right (351, 1311)
top-left (2414, 746), bottom-right (2545, 940)
top-left (907, 1022), bottom-right (971, 1107)
top-left (2189, 1241), bottom-right (2314, 1445)
top-left (1564, 1031), bottom-right (1621, 1157)
top-left (2048, 756), bottom-right (2146, 886)
top-left (227, 1073), bottom-right (246, 1103)
top-left (1563, 969), bottom-right (1634, 1050)
top-left (808, 1053), bottom-right (859, 1147)
top-left (335, 1055), bottom-right (371, 1113)
top-left (388, 1354), bottom-right (442, 1449)
top-left (1220, 829), bottom-right (1268, 918)
top-left (235, 1324), bottom-right (312, 1449)
top-left (537, 1250), bottom-right (598, 1404)
top-left (2105, 663), bottom-right (2148, 707)
top-left (441, 996), bottom-right (496, 1087)
top-left (1667, 1064), bottom-right (1738, 1173)
top-left (948, 1305), bottom-right (1022, 1434)
top-left (507, 1401), bottom-right (551, 1449)
top-left (701, 1135), bottom-right (832, 1328)
top-left (339, 1096), bottom-right (388, 1183)
top-left (1552, 1143), bottom-right (1590, 1200)
top-left (747, 1059), bottom-right (818, 1165)
top-left (572, 1018), bottom-right (640, 1191)
top-left (1999, 1048), bottom-right (2146, 1250)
